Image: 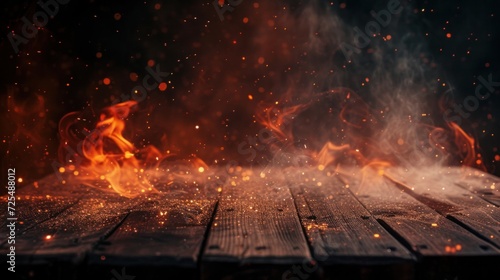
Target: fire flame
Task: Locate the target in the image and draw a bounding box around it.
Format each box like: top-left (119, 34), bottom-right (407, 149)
top-left (448, 122), bottom-right (485, 170)
top-left (256, 89), bottom-right (385, 171)
top-left (58, 101), bottom-right (167, 197)
top-left (42, 0), bottom-right (488, 198)
top-left (81, 101), bottom-right (162, 197)
top-left (257, 88), bottom-right (484, 175)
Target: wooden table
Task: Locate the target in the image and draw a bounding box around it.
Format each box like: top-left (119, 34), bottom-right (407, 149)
top-left (2, 166), bottom-right (500, 280)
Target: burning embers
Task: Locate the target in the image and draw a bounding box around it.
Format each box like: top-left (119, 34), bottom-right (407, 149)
top-left (39, 1), bottom-right (487, 198)
top-left (258, 88), bottom-right (484, 174)
top-left (52, 85), bottom-right (484, 199)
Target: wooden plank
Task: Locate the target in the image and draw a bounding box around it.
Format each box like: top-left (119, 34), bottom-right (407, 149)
top-left (1, 195), bottom-right (78, 241)
top-left (201, 171), bottom-right (312, 280)
top-left (453, 167), bottom-right (500, 206)
top-left (385, 167), bottom-right (500, 249)
top-left (87, 188), bottom-right (218, 280)
top-left (5, 170), bottom-right (219, 280)
top-left (2, 193), bottom-right (133, 280)
top-left (1, 175), bottom-right (84, 241)
top-left (288, 170), bottom-right (415, 279)
top-left (339, 168), bottom-right (500, 280)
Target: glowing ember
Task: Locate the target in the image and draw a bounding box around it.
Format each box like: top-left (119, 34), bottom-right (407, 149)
top-left (5, 0), bottom-right (493, 197)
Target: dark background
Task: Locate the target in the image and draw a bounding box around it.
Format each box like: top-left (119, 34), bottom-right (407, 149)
top-left (0, 0), bottom-right (499, 188)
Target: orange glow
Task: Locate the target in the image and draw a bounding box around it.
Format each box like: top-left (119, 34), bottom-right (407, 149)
top-left (315, 142), bottom-right (351, 167)
top-left (79, 101), bottom-right (160, 197)
top-left (257, 88), bottom-right (394, 173)
top-left (57, 100), bottom-right (207, 197)
top-left (449, 122), bottom-right (485, 170)
top-left (41, 3), bottom-right (491, 201)
top-left (158, 82), bottom-right (168, 91)
top-left (445, 245), bottom-right (457, 253)
top-left (58, 101), bottom-right (158, 197)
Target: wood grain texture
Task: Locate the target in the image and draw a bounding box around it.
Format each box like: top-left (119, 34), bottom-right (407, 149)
top-left (385, 167), bottom-right (500, 249)
top-left (202, 173), bottom-right (312, 280)
top-left (2, 195), bottom-right (132, 280)
top-left (339, 168), bottom-right (500, 280)
top-left (86, 193), bottom-right (218, 280)
top-left (5, 168), bottom-right (500, 280)
top-left (4, 175), bottom-right (219, 280)
top-left (288, 171), bottom-right (415, 280)
top-left (88, 197), bottom-right (217, 265)
top-left (1, 175), bottom-right (87, 242)
top-left (453, 167), bottom-right (500, 207)
top-left (1, 195), bottom-right (79, 243)
top-left (288, 171), bottom-right (415, 261)
top-left (339, 170), bottom-right (499, 256)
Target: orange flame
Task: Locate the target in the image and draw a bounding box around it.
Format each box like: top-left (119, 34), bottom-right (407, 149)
top-left (256, 86), bottom-right (487, 175)
top-left (81, 101), bottom-right (162, 197)
top-left (257, 89), bottom-right (391, 172)
top-left (449, 122), bottom-right (486, 170)
top-left (58, 101), bottom-right (166, 197)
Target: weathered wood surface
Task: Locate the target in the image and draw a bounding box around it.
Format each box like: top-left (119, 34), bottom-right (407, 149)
top-left (0, 195), bottom-right (79, 242)
top-left (1, 176), bottom-right (86, 242)
top-left (385, 167), bottom-right (500, 249)
top-left (339, 168), bottom-right (500, 280)
top-left (4, 175), bottom-right (219, 280)
top-left (2, 177), bottom-right (137, 279)
top-left (3, 167), bottom-right (500, 280)
top-left (453, 167), bottom-right (500, 207)
top-left (87, 197), bottom-right (218, 280)
top-left (201, 173), bottom-right (312, 280)
top-left (288, 170), bottom-right (415, 279)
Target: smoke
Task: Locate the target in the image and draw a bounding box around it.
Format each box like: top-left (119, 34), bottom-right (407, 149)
top-left (2, 0), bottom-right (488, 190)
top-left (137, 0), bottom-right (481, 171)
top-left (188, 0), bottom-right (478, 170)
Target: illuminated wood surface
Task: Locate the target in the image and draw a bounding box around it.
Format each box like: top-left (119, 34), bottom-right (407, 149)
top-left (2, 167), bottom-right (499, 280)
